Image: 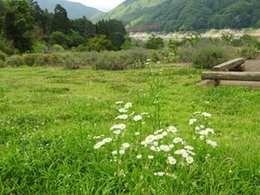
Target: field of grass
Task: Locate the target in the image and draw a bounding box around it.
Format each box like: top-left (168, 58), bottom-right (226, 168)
top-left (0, 64), bottom-right (259, 194)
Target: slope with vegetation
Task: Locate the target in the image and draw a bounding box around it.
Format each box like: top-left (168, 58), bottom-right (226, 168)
top-left (91, 0), bottom-right (260, 32)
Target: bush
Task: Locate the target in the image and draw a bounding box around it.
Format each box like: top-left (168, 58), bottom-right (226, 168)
top-left (192, 46), bottom-right (229, 69)
top-left (178, 41), bottom-right (236, 69)
top-left (92, 48), bottom-right (151, 70)
top-left (0, 51), bottom-right (7, 61)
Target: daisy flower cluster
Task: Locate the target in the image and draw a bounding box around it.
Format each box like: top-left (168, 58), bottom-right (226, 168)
top-left (189, 111), bottom-right (218, 148)
top-left (92, 101), bottom-right (218, 178)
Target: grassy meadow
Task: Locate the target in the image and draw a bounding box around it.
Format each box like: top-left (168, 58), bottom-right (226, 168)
top-left (0, 64), bottom-right (259, 194)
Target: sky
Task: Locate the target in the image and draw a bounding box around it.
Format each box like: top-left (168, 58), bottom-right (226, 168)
top-left (68, 0), bottom-right (125, 12)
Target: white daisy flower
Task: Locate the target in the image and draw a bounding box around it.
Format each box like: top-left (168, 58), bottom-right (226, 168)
top-left (103, 138), bottom-right (113, 143)
top-left (94, 141), bottom-right (105, 149)
top-left (186, 156), bottom-right (194, 164)
top-left (118, 108), bottom-right (128, 113)
top-left (173, 137), bottom-right (183, 143)
top-left (136, 154), bottom-right (142, 159)
top-left (189, 119), bottom-right (197, 125)
top-left (167, 126), bottom-right (177, 133)
top-left (206, 140), bottom-right (218, 147)
top-left (133, 115), bottom-right (142, 121)
top-left (122, 143), bottom-right (130, 148)
top-left (119, 149), bottom-right (125, 154)
top-left (145, 135), bottom-right (155, 143)
top-left (202, 112), bottom-right (211, 117)
top-left (124, 102), bottom-right (132, 108)
top-left (115, 114), bottom-right (128, 120)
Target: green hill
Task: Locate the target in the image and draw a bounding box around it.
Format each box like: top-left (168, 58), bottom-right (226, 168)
top-left (91, 0), bottom-right (260, 32)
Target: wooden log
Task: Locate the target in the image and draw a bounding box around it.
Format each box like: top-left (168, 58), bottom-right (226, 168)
top-left (201, 72), bottom-right (260, 81)
top-left (211, 58), bottom-right (245, 71)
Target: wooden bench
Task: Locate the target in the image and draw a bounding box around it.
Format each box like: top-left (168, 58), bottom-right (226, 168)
top-left (201, 72), bottom-right (260, 86)
top-left (211, 58), bottom-right (245, 71)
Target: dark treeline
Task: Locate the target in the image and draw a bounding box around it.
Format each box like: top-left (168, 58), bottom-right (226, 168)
top-left (0, 0), bottom-right (127, 54)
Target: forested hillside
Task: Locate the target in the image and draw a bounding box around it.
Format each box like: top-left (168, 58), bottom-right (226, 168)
top-left (91, 0), bottom-right (260, 32)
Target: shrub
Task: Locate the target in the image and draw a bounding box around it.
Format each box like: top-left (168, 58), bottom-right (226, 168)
top-left (192, 46), bottom-right (229, 69)
top-left (0, 51), bottom-right (7, 61)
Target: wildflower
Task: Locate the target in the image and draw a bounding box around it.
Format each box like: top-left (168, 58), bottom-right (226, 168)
top-left (154, 172), bottom-right (165, 176)
top-left (94, 141), bottom-right (105, 149)
top-left (184, 146), bottom-right (194, 150)
top-left (174, 149), bottom-right (187, 155)
top-left (159, 145), bottom-right (171, 152)
top-left (153, 141), bottom-right (159, 146)
top-left (198, 130), bottom-right (208, 135)
top-left (189, 119), bottom-right (197, 125)
top-left (173, 137), bottom-right (183, 143)
top-left (113, 130), bottom-right (121, 134)
top-left (168, 157), bottom-right (177, 165)
top-left (141, 141), bottom-right (147, 145)
top-left (133, 115), bottom-right (142, 121)
top-left (182, 152), bottom-right (189, 158)
top-left (115, 114), bottom-right (128, 120)
top-left (118, 108), bottom-right (128, 113)
top-left (206, 140), bottom-right (218, 148)
top-left (135, 132), bottom-right (140, 135)
top-left (112, 150), bottom-right (118, 155)
top-left (154, 129), bottom-right (163, 134)
top-left (122, 143), bottom-right (130, 148)
top-left (150, 146), bottom-right (160, 151)
top-left (193, 111), bottom-right (201, 114)
top-left (103, 138), bottom-right (113, 143)
top-left (136, 155), bottom-right (142, 159)
top-left (148, 155), bottom-right (154, 159)
top-left (195, 126), bottom-right (200, 130)
top-left (186, 156), bottom-right (194, 164)
top-left (145, 135), bottom-right (155, 143)
top-left (165, 173), bottom-right (177, 178)
top-left (162, 131), bottom-right (168, 136)
top-left (115, 101), bottom-right (124, 104)
top-left (110, 124), bottom-right (126, 130)
top-left (119, 149), bottom-right (125, 154)
top-left (188, 150), bottom-right (196, 156)
top-left (141, 112), bottom-right (149, 115)
top-left (202, 112), bottom-right (212, 117)
top-left (199, 135), bottom-right (205, 140)
top-left (205, 128), bottom-right (215, 134)
top-left (167, 126), bottom-right (177, 133)
top-left (124, 102), bottom-right (132, 109)
top-left (155, 134), bottom-right (164, 140)
top-left (169, 144), bottom-right (174, 149)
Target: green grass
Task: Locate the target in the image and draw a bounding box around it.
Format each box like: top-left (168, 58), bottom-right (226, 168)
top-left (0, 65), bottom-right (259, 194)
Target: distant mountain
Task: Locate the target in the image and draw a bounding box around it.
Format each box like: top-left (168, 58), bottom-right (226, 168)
top-left (36, 0), bottom-right (103, 19)
top-left (90, 0), bottom-right (260, 32)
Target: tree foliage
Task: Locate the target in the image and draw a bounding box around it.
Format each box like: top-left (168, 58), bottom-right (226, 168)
top-left (3, 0), bottom-right (34, 53)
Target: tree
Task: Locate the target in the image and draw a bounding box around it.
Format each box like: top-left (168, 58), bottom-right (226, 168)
top-left (49, 31), bottom-right (72, 48)
top-left (3, 0), bottom-right (34, 53)
top-left (52, 4), bottom-right (70, 33)
top-left (0, 0), bottom-right (5, 31)
top-left (71, 16), bottom-right (96, 40)
top-left (87, 35), bottom-right (113, 52)
top-left (144, 34), bottom-right (164, 50)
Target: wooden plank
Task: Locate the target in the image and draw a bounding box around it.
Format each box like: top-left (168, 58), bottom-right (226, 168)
top-left (211, 58), bottom-right (245, 71)
top-left (201, 72), bottom-right (260, 81)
